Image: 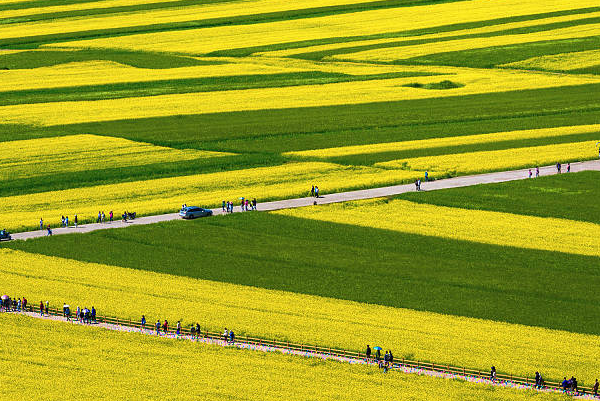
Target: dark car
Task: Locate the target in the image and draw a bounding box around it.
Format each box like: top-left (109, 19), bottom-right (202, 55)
top-left (179, 206), bottom-right (213, 219)
top-left (0, 229), bottom-right (11, 241)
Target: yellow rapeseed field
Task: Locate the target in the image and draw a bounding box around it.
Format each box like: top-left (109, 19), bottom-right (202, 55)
top-left (376, 140), bottom-right (598, 174)
top-left (0, 314), bottom-right (567, 401)
top-left (0, 134), bottom-right (231, 181)
top-left (261, 11), bottom-right (600, 58)
top-left (0, 0), bottom-right (380, 41)
top-left (43, 0), bottom-right (599, 55)
top-left (275, 198), bottom-right (600, 257)
top-left (0, 59), bottom-right (309, 91)
top-left (334, 22), bottom-right (600, 62)
top-left (0, 162), bottom-right (420, 231)
top-left (284, 124), bottom-right (600, 159)
top-left (2, 70), bottom-right (598, 126)
top-left (502, 49), bottom-right (600, 71)
top-left (2, 248), bottom-right (599, 383)
top-left (0, 0), bottom-right (176, 19)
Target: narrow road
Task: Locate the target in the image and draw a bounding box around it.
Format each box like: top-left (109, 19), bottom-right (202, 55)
top-left (11, 160), bottom-right (600, 241)
top-left (5, 309), bottom-right (595, 399)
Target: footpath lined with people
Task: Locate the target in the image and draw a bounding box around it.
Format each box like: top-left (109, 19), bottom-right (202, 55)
top-left (2, 296), bottom-right (599, 399)
top-left (10, 160), bottom-right (600, 241)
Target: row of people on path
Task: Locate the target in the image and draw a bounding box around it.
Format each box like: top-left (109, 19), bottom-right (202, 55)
top-left (310, 185), bottom-right (320, 198)
top-left (528, 162), bottom-right (572, 178)
top-left (221, 198), bottom-right (257, 213)
top-left (1, 296), bottom-right (27, 311)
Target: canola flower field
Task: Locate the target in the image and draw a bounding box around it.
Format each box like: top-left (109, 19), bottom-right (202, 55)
top-left (0, 313), bottom-right (570, 401)
top-left (1, 0), bottom-right (600, 398)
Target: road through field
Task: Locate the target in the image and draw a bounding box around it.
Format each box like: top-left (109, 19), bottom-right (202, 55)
top-left (11, 159), bottom-right (600, 240)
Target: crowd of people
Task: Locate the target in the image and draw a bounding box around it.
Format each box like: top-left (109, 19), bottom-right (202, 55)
top-left (222, 198), bottom-right (257, 213)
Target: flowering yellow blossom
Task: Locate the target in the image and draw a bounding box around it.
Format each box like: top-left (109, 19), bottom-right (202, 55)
top-left (275, 198), bottom-right (600, 257)
top-left (42, 0), bottom-right (600, 55)
top-left (0, 134), bottom-right (232, 181)
top-left (1, 248), bottom-right (599, 383)
top-left (1, 69), bottom-right (598, 126)
top-left (0, 313), bottom-right (569, 401)
top-left (0, 162), bottom-right (420, 231)
top-left (0, 59), bottom-right (308, 91)
top-left (261, 11), bottom-right (600, 58)
top-left (333, 22), bottom-right (600, 62)
top-left (0, 0), bottom-right (379, 41)
top-left (501, 49), bottom-right (600, 71)
top-left (375, 140), bottom-right (598, 174)
top-left (284, 124), bottom-right (600, 159)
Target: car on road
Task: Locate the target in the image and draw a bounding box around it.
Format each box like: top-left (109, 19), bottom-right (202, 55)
top-left (179, 206), bottom-right (213, 219)
top-left (0, 229), bottom-right (11, 241)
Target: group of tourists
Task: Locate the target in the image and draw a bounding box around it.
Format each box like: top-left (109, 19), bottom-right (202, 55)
top-left (365, 345), bottom-right (395, 372)
top-left (96, 211), bottom-right (114, 223)
top-left (60, 215), bottom-right (78, 228)
top-left (310, 185), bottom-right (320, 198)
top-left (61, 303), bottom-right (96, 323)
top-left (1, 296), bottom-right (27, 312)
top-left (222, 198), bottom-right (257, 213)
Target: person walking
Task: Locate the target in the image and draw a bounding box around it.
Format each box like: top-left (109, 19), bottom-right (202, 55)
top-left (535, 371), bottom-right (541, 389)
top-left (46, 225), bottom-right (52, 236)
top-left (252, 198), bottom-right (257, 211)
top-left (61, 216), bottom-right (65, 227)
top-left (39, 300), bottom-right (44, 316)
top-left (315, 186), bottom-right (319, 198)
top-left (593, 379), bottom-right (598, 396)
top-left (415, 180), bottom-right (419, 191)
top-left (45, 301), bottom-right (49, 315)
top-left (567, 163), bottom-right (571, 173)
top-left (109, 211), bottom-right (113, 222)
top-left (74, 214), bottom-right (78, 228)
top-left (222, 200), bottom-right (226, 212)
top-left (490, 366), bottom-right (496, 382)
top-left (141, 315), bottom-right (146, 331)
top-left (40, 218), bottom-right (44, 230)
top-left (155, 320), bottom-right (161, 335)
top-left (229, 330), bottom-right (235, 344)
top-left (424, 171), bottom-right (429, 181)
top-left (195, 323), bottom-right (201, 339)
top-left (65, 216), bottom-right (69, 227)
top-left (97, 211), bottom-right (101, 223)
top-left (91, 306), bottom-right (96, 322)
top-left (223, 328), bottom-right (229, 342)
top-left (310, 185), bottom-right (315, 197)
top-left (528, 169), bottom-right (532, 178)
top-left (365, 345), bottom-right (371, 362)
top-left (101, 211), bottom-right (105, 223)
top-left (162, 320), bottom-right (169, 335)
top-left (417, 179), bottom-right (421, 190)
top-left (176, 321), bottom-right (181, 336)
top-left (536, 166), bottom-right (540, 177)
top-left (556, 162), bottom-right (561, 174)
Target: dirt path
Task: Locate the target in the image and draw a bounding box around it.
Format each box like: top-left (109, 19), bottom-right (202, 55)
top-left (11, 160), bottom-right (600, 241)
top-left (4, 309), bottom-right (593, 399)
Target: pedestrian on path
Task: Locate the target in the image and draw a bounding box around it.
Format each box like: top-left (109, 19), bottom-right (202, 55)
top-left (109, 211), bottom-right (113, 222)
top-left (39, 300), bottom-right (44, 316)
top-left (417, 179), bottom-right (421, 190)
top-left (490, 366), bottom-right (496, 382)
top-left (593, 379), bottom-right (598, 396)
top-left (528, 169), bottom-right (532, 178)
top-left (162, 320), bottom-right (169, 335)
top-left (46, 226), bottom-right (52, 236)
top-left (536, 166), bottom-right (540, 178)
top-left (65, 216), bottom-right (69, 227)
top-left (556, 162), bottom-right (561, 174)
top-left (40, 218), bottom-right (43, 230)
top-left (365, 345), bottom-right (371, 362)
top-left (176, 321), bottom-right (181, 336)
top-left (45, 301), bottom-right (49, 315)
top-left (91, 306), bottom-right (96, 322)
top-left (141, 315), bottom-right (146, 330)
top-left (229, 330), bottom-right (235, 343)
top-left (310, 185), bottom-right (315, 197)
top-left (315, 186), bottom-right (319, 198)
top-left (101, 211), bottom-right (105, 223)
top-left (252, 198), bottom-right (257, 211)
top-left (97, 211), bottom-right (101, 223)
top-left (61, 216), bottom-right (65, 227)
top-left (222, 200), bottom-right (226, 212)
top-left (425, 171), bottom-right (429, 181)
top-left (415, 180), bottom-right (419, 191)
top-left (195, 323), bottom-right (200, 339)
top-left (223, 328), bottom-right (229, 342)
top-left (74, 215), bottom-right (78, 228)
top-left (155, 320), bottom-right (161, 334)
top-left (567, 163), bottom-right (571, 173)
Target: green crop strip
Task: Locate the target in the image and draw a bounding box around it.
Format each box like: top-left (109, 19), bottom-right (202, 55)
top-left (30, 83), bottom-right (599, 152)
top-left (6, 191), bottom-right (600, 336)
top-left (402, 35), bottom-right (600, 68)
top-left (398, 171), bottom-right (600, 224)
top-left (0, 71), bottom-right (438, 106)
top-left (0, 49), bottom-right (220, 69)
